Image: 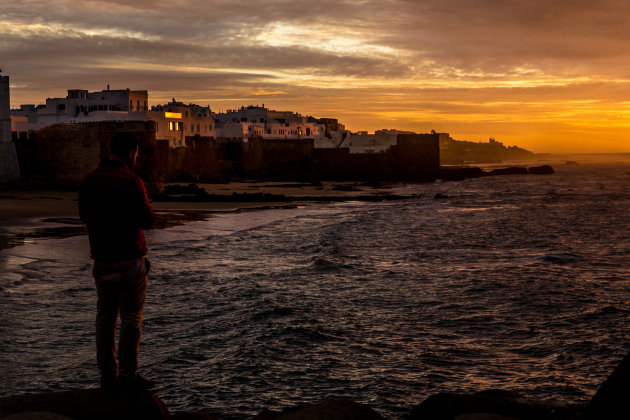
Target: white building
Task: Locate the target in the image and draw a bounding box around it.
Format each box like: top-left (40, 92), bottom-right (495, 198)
top-left (148, 99), bottom-right (215, 147)
top-left (338, 132), bottom-right (400, 154)
top-left (315, 129), bottom-right (418, 154)
top-left (214, 105), bottom-right (326, 141)
top-left (28, 88), bottom-right (148, 131)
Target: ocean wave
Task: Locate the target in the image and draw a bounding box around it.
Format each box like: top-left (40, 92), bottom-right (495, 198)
top-left (3, 164), bottom-right (630, 418)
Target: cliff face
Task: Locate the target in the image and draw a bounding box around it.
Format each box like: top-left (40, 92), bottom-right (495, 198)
top-left (16, 123), bottom-right (440, 186)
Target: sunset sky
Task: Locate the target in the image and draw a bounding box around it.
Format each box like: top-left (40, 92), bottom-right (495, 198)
top-left (2, 0), bottom-right (630, 153)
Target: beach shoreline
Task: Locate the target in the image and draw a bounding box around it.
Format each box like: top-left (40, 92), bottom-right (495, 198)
top-left (0, 180), bottom-right (408, 251)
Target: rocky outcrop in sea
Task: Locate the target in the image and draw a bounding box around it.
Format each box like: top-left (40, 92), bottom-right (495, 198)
top-left (2, 348), bottom-right (629, 420)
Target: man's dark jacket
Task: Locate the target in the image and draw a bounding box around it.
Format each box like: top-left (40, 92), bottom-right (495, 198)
top-left (79, 159), bottom-right (156, 262)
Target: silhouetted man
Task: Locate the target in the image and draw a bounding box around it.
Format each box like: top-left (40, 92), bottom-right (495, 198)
top-left (79, 132), bottom-right (156, 391)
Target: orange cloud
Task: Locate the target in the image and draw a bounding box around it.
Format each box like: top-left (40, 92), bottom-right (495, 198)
top-left (4, 0), bottom-right (630, 152)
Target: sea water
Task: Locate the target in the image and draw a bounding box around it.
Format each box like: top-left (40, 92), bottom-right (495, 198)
top-left (1, 162), bottom-right (630, 418)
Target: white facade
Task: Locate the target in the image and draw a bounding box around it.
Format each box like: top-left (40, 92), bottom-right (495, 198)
top-left (314, 131), bottom-right (347, 148)
top-left (214, 105), bottom-right (326, 141)
top-left (29, 88), bottom-right (148, 130)
top-left (148, 99), bottom-right (215, 147)
top-left (338, 133), bottom-right (400, 154)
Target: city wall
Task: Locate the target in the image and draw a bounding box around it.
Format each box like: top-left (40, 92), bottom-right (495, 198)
top-left (242, 137), bottom-right (314, 179)
top-left (314, 133), bottom-right (439, 181)
top-left (153, 132), bottom-right (439, 181)
top-left (18, 121), bottom-right (157, 186)
top-left (15, 122), bottom-right (440, 187)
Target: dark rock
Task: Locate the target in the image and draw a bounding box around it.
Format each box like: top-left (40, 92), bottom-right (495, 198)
top-left (163, 183), bottom-right (205, 195)
top-left (152, 191), bottom-right (291, 202)
top-left (408, 389), bottom-right (581, 420)
top-left (0, 389), bottom-right (170, 420)
top-left (452, 415), bottom-right (519, 420)
top-left (439, 167), bottom-right (486, 181)
top-left (252, 399), bottom-right (384, 420)
top-left (171, 411), bottom-right (219, 420)
top-left (581, 349), bottom-right (630, 419)
top-left (3, 413), bottom-right (76, 420)
top-left (528, 165), bottom-right (555, 175)
top-left (489, 167), bottom-right (529, 176)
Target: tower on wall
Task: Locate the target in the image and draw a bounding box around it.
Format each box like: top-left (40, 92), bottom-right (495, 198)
top-left (0, 71), bottom-right (20, 182)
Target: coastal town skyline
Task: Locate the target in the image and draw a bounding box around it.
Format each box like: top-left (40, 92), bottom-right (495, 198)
top-left (3, 0), bottom-right (630, 153)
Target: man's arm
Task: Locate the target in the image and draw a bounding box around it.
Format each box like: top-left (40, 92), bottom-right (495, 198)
top-left (135, 177), bottom-right (156, 230)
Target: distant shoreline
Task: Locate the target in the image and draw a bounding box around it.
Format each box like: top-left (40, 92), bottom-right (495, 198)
top-left (5, 158), bottom-right (630, 250)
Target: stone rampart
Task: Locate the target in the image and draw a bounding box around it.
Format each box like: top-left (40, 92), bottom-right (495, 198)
top-left (314, 133), bottom-right (440, 180)
top-left (0, 142), bottom-right (20, 182)
top-left (243, 137), bottom-right (314, 179)
top-left (27, 121), bottom-right (157, 186)
top-left (154, 136), bottom-right (244, 181)
top-left (155, 136), bottom-right (314, 181)
top-left (16, 126), bottom-right (440, 185)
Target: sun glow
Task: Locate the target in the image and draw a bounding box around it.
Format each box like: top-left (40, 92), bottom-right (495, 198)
top-left (6, 1), bottom-right (630, 153)
top-left (255, 22), bottom-right (400, 56)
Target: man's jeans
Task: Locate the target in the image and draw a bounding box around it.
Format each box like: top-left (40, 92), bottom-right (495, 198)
top-left (93, 257), bottom-right (148, 378)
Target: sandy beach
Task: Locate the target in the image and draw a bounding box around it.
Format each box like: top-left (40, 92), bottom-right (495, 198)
top-left (0, 180), bottom-right (404, 250)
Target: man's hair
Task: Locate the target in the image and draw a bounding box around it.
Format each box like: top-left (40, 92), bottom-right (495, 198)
top-left (110, 132), bottom-right (139, 156)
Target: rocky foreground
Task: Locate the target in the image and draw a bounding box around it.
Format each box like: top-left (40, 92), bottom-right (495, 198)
top-left (1, 348), bottom-right (629, 420)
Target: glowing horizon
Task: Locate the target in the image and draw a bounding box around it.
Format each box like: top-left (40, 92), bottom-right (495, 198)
top-left (3, 0), bottom-right (630, 153)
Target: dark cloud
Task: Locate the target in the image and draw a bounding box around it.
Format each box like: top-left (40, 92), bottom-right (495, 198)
top-left (383, 0), bottom-right (630, 73)
top-left (4, 0), bottom-right (630, 151)
top-left (1, 29), bottom-right (412, 80)
top-left (5, 0), bottom-right (630, 84)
